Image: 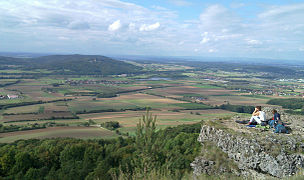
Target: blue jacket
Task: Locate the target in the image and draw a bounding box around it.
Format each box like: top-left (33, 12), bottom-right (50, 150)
top-left (269, 113), bottom-right (281, 128)
top-left (274, 113), bottom-right (280, 122)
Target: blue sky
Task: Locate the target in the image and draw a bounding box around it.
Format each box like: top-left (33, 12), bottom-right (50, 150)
top-left (0, 0), bottom-right (304, 60)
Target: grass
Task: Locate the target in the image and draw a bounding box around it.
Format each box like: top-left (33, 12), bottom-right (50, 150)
top-left (180, 93), bottom-right (207, 97)
top-left (193, 84), bottom-right (221, 89)
top-left (68, 100), bottom-right (139, 113)
top-left (286, 171), bottom-right (304, 180)
top-left (0, 127), bottom-right (118, 143)
top-left (173, 103), bottom-right (211, 110)
top-left (0, 98), bottom-right (33, 105)
top-left (241, 95), bottom-right (272, 99)
top-left (143, 80), bottom-right (177, 84)
top-left (4, 104), bottom-right (40, 114)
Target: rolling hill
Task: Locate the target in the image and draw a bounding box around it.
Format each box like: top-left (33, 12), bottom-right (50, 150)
top-left (0, 54), bottom-right (141, 75)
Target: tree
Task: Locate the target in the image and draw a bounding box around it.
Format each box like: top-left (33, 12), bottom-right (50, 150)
top-left (134, 108), bottom-right (159, 177)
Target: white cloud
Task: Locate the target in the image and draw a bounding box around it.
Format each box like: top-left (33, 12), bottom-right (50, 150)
top-left (128, 23), bottom-right (136, 31)
top-left (257, 3), bottom-right (304, 33)
top-left (108, 20), bottom-right (122, 31)
top-left (168, 0), bottom-right (191, 6)
top-left (199, 4), bottom-right (240, 31)
top-left (230, 3), bottom-right (245, 9)
top-left (200, 32), bottom-right (210, 44)
top-left (208, 49), bottom-right (217, 53)
top-left (0, 1), bottom-right (303, 59)
top-left (221, 29), bottom-right (228, 33)
top-left (199, 31), bottom-right (241, 45)
top-left (246, 39), bottom-right (262, 45)
top-left (58, 36), bottom-right (69, 40)
top-left (200, 37), bottom-right (210, 44)
top-left (178, 41), bottom-right (184, 45)
top-left (259, 3), bottom-right (304, 19)
top-left (68, 21), bottom-right (90, 30)
top-left (139, 22), bottom-right (160, 31)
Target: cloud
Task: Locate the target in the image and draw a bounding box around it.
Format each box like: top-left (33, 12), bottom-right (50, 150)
top-left (128, 23), bottom-right (136, 31)
top-left (199, 4), bottom-right (240, 31)
top-left (168, 0), bottom-right (192, 6)
top-left (108, 20), bottom-right (122, 31)
top-left (68, 21), bottom-right (90, 30)
top-left (0, 1), bottom-right (303, 59)
top-left (208, 49), bottom-right (217, 53)
top-left (139, 22), bottom-right (160, 31)
top-left (246, 39), bottom-right (262, 45)
top-left (230, 3), bottom-right (245, 9)
top-left (259, 3), bottom-right (304, 19)
top-left (200, 37), bottom-right (210, 44)
top-left (58, 36), bottom-right (69, 40)
top-left (257, 3), bottom-right (304, 32)
top-left (178, 41), bottom-right (184, 45)
top-left (200, 32), bottom-right (210, 44)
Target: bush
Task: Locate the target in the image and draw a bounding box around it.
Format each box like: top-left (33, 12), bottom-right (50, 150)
top-left (218, 104), bottom-right (254, 114)
top-left (101, 121), bottom-right (120, 130)
top-left (267, 98), bottom-right (304, 110)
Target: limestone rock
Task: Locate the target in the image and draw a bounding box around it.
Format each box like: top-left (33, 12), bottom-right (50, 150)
top-left (191, 125), bottom-right (304, 178)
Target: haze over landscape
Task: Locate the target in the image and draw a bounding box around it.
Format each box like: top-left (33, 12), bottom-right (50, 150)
top-left (1, 0), bottom-right (304, 60)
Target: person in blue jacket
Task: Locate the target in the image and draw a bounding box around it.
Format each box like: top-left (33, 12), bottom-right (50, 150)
top-left (269, 109), bottom-right (280, 128)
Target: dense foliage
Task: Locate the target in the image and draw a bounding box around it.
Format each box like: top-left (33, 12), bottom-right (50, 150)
top-left (75, 107), bottom-right (146, 114)
top-left (100, 121), bottom-right (120, 130)
top-left (0, 99), bottom-right (71, 110)
top-left (267, 98), bottom-right (304, 110)
top-left (284, 110), bottom-right (304, 115)
top-left (218, 104), bottom-right (255, 114)
top-left (0, 122), bottom-right (201, 179)
top-left (0, 122), bottom-right (68, 133)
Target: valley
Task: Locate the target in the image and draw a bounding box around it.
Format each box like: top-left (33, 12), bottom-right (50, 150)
top-left (0, 55), bottom-right (303, 143)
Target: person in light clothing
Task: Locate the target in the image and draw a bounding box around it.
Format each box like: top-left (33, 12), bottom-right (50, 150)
top-left (249, 106), bottom-right (266, 125)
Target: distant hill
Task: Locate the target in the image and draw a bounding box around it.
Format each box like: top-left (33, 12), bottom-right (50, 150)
top-left (0, 56), bottom-right (28, 65)
top-left (0, 54), bottom-right (141, 75)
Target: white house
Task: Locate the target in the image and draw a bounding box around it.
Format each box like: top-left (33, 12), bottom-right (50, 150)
top-left (7, 94), bottom-right (19, 99)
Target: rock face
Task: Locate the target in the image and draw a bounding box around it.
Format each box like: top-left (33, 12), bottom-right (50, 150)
top-left (191, 125), bottom-right (304, 178)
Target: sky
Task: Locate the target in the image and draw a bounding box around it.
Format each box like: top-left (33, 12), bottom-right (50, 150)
top-left (0, 0), bottom-right (304, 60)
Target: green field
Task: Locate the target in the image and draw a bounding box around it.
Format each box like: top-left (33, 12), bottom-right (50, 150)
top-left (193, 84), bottom-right (222, 89)
top-left (0, 126), bottom-right (118, 143)
top-left (0, 59), bottom-right (299, 142)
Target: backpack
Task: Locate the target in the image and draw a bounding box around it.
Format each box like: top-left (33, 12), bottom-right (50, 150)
top-left (274, 124), bottom-right (288, 134)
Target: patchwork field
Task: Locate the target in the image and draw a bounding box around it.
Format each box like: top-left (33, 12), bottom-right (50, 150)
top-left (1, 61), bottom-right (301, 143)
top-left (79, 109), bottom-right (234, 135)
top-left (0, 126), bottom-right (117, 143)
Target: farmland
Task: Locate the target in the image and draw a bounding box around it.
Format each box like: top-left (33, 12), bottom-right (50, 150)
top-left (1, 55), bottom-right (303, 143)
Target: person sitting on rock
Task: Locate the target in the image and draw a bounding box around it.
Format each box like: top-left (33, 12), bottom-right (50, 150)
top-left (269, 109), bottom-right (280, 128)
top-left (248, 106), bottom-right (266, 125)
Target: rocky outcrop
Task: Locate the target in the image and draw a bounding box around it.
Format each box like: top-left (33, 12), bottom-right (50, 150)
top-left (191, 125), bottom-right (304, 178)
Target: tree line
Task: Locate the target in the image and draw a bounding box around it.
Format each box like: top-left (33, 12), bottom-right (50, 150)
top-left (0, 111), bottom-right (201, 179)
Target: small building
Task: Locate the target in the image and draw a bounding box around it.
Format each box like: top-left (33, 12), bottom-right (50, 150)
top-left (7, 94), bottom-right (19, 99)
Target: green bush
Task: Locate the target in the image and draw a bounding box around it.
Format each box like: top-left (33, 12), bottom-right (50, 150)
top-left (101, 121), bottom-right (120, 130)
